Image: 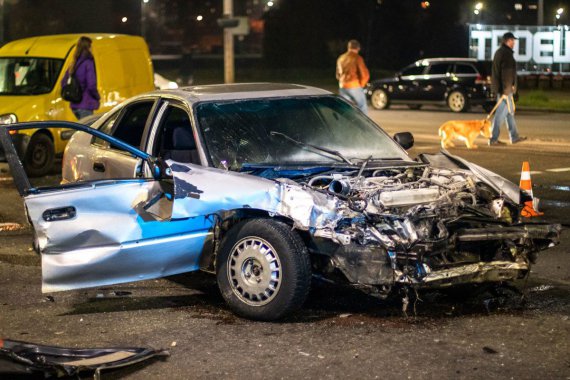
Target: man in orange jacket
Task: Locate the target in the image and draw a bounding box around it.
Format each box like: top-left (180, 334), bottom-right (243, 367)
top-left (336, 39), bottom-right (370, 114)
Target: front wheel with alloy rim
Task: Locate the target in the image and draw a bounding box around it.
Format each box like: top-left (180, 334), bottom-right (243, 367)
top-left (447, 91), bottom-right (468, 112)
top-left (217, 219), bottom-right (311, 321)
top-left (24, 133), bottom-right (55, 177)
top-left (370, 88), bottom-right (390, 110)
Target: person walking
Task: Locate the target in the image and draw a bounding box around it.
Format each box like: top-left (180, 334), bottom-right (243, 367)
top-left (336, 39), bottom-right (370, 114)
top-left (488, 32), bottom-right (526, 145)
top-left (61, 36), bottom-right (100, 120)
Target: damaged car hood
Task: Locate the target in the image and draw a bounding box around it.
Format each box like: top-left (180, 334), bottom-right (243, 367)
top-left (169, 162), bottom-right (347, 232)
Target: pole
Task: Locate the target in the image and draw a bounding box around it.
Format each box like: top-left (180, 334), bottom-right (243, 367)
top-left (538, 0), bottom-right (544, 26)
top-left (141, 1), bottom-right (146, 41)
top-left (223, 0), bottom-right (234, 83)
top-left (0, 0), bottom-right (4, 46)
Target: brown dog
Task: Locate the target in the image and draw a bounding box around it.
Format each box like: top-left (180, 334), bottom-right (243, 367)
top-left (438, 119), bottom-right (492, 149)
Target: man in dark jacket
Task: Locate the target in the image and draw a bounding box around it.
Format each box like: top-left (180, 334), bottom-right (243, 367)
top-left (489, 32), bottom-right (526, 145)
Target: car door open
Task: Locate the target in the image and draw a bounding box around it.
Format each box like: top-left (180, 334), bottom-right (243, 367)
top-left (0, 121), bottom-right (210, 292)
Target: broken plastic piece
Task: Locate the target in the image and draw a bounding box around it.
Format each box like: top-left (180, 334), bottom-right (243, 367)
top-left (0, 339), bottom-right (169, 379)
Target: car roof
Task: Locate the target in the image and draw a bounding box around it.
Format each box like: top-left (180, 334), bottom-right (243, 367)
top-left (145, 83), bottom-right (332, 103)
top-left (415, 57), bottom-right (478, 65)
top-left (0, 33), bottom-right (141, 59)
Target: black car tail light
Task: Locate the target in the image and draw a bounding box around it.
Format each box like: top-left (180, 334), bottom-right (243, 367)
top-left (475, 75), bottom-right (491, 85)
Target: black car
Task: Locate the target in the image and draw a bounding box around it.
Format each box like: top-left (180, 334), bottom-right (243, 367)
top-left (366, 58), bottom-right (495, 113)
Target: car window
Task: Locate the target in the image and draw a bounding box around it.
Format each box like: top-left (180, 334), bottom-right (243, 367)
top-left (454, 64), bottom-right (477, 75)
top-left (92, 111), bottom-right (120, 147)
top-left (197, 96), bottom-right (410, 170)
top-left (427, 63), bottom-right (450, 75)
top-left (110, 101), bottom-right (155, 150)
top-left (153, 104), bottom-right (199, 164)
top-left (0, 57), bottom-right (64, 95)
top-left (401, 65), bottom-right (425, 77)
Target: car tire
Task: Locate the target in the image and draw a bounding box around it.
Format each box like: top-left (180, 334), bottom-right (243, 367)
top-left (217, 218), bottom-right (311, 321)
top-left (408, 104), bottom-right (422, 110)
top-left (370, 89), bottom-right (390, 110)
top-left (447, 91), bottom-right (468, 113)
top-left (24, 133), bottom-right (55, 177)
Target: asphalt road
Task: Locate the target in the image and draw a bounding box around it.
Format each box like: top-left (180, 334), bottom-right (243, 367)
top-left (0, 108), bottom-right (569, 379)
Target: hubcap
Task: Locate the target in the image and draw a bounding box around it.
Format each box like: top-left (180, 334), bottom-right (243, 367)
top-left (227, 237), bottom-right (282, 306)
top-left (372, 90), bottom-right (387, 109)
top-left (449, 92), bottom-right (465, 111)
top-left (31, 143), bottom-right (48, 168)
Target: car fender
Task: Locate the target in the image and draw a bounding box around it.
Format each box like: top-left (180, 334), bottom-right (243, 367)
top-left (440, 150), bottom-right (521, 204)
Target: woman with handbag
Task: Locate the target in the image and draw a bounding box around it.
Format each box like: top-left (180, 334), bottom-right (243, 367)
top-left (61, 36), bottom-right (100, 120)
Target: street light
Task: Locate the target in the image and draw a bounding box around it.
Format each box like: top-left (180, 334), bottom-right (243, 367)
top-left (555, 7), bottom-right (564, 25)
top-left (473, 2), bottom-right (483, 20)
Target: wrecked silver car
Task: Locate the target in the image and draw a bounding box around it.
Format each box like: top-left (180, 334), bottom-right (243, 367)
top-left (0, 84), bottom-right (560, 321)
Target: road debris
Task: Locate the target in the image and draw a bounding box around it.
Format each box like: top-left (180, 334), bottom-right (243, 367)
top-left (0, 339), bottom-right (169, 379)
top-left (0, 223), bottom-right (23, 232)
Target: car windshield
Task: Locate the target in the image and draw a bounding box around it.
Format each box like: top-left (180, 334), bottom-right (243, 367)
top-left (0, 57), bottom-right (64, 95)
top-left (196, 96), bottom-right (411, 170)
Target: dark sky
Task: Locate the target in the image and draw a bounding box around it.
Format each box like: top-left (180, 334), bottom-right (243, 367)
top-left (263, 0), bottom-right (570, 69)
top-left (2, 0), bottom-right (569, 69)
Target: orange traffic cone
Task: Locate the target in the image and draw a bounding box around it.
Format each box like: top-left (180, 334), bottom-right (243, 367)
top-left (519, 161), bottom-right (543, 217)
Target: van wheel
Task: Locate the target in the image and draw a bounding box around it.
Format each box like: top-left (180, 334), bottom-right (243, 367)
top-left (370, 89), bottom-right (390, 110)
top-left (447, 91), bottom-right (468, 112)
top-left (217, 219), bottom-right (311, 321)
top-left (24, 133), bottom-right (54, 177)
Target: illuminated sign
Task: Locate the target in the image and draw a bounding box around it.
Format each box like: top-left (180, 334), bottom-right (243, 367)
top-left (469, 25), bottom-right (570, 65)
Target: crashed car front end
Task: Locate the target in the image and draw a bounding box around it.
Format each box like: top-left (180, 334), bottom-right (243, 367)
top-left (302, 157), bottom-right (558, 293)
top-left (184, 152), bottom-right (561, 296)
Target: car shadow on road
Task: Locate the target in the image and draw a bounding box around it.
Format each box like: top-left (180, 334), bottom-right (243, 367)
top-left (61, 272), bottom-right (570, 325)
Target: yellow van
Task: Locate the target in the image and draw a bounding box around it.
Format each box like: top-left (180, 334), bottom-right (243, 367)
top-left (0, 33), bottom-right (155, 176)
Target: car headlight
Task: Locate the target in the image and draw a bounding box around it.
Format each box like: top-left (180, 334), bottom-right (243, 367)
top-left (0, 113), bottom-right (17, 125)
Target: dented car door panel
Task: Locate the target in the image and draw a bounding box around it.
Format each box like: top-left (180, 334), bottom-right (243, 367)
top-left (24, 180), bottom-right (210, 292)
top-left (0, 122), bottom-right (209, 293)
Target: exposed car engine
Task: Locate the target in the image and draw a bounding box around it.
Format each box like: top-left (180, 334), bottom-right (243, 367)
top-left (302, 161), bottom-right (560, 294)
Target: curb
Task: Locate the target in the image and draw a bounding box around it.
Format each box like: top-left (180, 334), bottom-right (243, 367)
top-left (517, 107), bottom-right (570, 114)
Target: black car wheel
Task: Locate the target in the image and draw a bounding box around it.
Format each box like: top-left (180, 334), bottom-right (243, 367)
top-left (408, 104), bottom-right (422, 110)
top-left (370, 89), bottom-right (390, 110)
top-left (447, 91), bottom-right (468, 112)
top-left (217, 219), bottom-right (311, 321)
top-left (24, 133), bottom-right (55, 177)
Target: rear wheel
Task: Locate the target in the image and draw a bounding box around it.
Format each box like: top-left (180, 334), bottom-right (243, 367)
top-left (24, 133), bottom-right (54, 177)
top-left (447, 91), bottom-right (468, 112)
top-left (217, 219), bottom-right (311, 321)
top-left (370, 89), bottom-right (390, 110)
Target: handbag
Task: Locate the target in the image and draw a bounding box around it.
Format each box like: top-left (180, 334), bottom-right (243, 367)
top-left (61, 71), bottom-right (82, 103)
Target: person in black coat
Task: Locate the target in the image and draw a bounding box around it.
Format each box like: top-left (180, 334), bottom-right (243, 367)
top-left (489, 32), bottom-right (526, 145)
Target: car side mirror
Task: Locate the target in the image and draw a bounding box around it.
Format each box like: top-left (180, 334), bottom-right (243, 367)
top-left (393, 132), bottom-right (414, 150)
top-left (147, 157), bottom-right (171, 180)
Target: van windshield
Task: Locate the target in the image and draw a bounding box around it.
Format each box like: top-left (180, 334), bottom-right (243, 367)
top-left (0, 57), bottom-right (64, 95)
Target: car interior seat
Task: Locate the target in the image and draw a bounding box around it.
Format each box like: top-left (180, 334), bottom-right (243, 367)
top-left (161, 124), bottom-right (200, 164)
